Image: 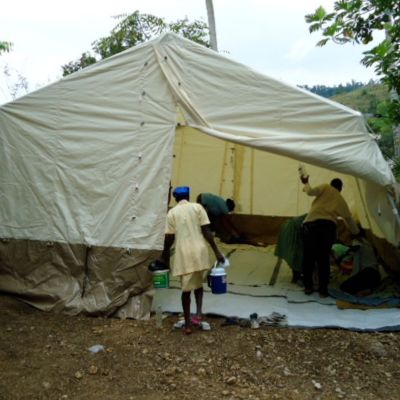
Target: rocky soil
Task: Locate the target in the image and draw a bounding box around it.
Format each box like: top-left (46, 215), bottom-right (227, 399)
top-left (0, 294), bottom-right (399, 400)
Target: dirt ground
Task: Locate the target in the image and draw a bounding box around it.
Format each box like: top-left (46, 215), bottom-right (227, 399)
top-left (1, 294), bottom-right (399, 400)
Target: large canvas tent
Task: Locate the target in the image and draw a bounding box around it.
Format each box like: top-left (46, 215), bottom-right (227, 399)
top-left (0, 33), bottom-right (399, 318)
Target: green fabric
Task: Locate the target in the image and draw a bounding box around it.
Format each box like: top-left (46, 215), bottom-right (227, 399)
top-left (274, 214), bottom-right (307, 273)
top-left (332, 243), bottom-right (351, 260)
top-left (200, 193), bottom-right (228, 216)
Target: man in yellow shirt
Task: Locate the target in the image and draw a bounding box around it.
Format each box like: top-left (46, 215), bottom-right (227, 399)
top-left (161, 186), bottom-right (224, 335)
top-left (301, 176), bottom-right (359, 297)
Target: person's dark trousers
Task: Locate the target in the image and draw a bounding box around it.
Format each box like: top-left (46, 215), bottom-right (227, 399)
top-left (303, 220), bottom-right (336, 294)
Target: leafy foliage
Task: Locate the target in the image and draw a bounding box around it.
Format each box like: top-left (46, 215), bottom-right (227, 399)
top-left (62, 52), bottom-right (97, 76)
top-left (92, 13), bottom-right (166, 60)
top-left (369, 101), bottom-right (395, 154)
top-left (305, 1), bottom-right (400, 124)
top-left (0, 41), bottom-right (12, 55)
top-left (300, 80), bottom-right (367, 98)
top-left (62, 11), bottom-right (209, 76)
top-left (2, 65), bottom-right (29, 100)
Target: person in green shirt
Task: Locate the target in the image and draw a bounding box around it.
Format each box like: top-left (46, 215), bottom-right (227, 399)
top-left (196, 193), bottom-right (242, 243)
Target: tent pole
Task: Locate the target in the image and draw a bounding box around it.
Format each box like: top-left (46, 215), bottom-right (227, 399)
top-left (355, 178), bottom-right (374, 230)
top-left (250, 148), bottom-right (254, 214)
top-left (387, 191), bottom-right (400, 231)
top-left (205, 0), bottom-right (218, 51)
top-left (218, 142), bottom-right (229, 195)
top-left (269, 258), bottom-right (282, 286)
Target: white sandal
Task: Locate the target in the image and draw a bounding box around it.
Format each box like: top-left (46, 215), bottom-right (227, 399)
top-left (173, 319), bottom-right (186, 329)
top-left (200, 321), bottom-right (211, 331)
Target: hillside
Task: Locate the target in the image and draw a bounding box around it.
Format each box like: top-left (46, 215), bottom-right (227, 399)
top-left (331, 83), bottom-right (389, 114)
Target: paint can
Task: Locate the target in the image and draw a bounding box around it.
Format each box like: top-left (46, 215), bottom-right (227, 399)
top-left (208, 266), bottom-right (227, 294)
top-left (152, 269), bottom-right (170, 289)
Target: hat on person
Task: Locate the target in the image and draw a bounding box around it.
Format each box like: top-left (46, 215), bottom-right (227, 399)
top-left (172, 186), bottom-right (190, 196)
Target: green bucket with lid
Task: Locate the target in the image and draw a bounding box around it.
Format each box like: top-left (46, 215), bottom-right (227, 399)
top-left (152, 270), bottom-right (170, 289)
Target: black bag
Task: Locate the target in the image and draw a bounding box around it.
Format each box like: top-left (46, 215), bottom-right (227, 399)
top-left (148, 259), bottom-right (169, 272)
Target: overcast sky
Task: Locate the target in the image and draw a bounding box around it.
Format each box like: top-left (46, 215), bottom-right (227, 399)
top-left (0, 0), bottom-right (381, 104)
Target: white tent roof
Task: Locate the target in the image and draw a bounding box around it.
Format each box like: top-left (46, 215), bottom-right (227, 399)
top-left (0, 33), bottom-right (398, 248)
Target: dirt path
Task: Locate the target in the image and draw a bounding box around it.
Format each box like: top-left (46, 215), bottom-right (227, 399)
top-left (0, 294), bottom-right (399, 400)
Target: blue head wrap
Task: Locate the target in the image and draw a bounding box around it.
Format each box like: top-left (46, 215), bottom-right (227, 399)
top-left (173, 186), bottom-right (190, 196)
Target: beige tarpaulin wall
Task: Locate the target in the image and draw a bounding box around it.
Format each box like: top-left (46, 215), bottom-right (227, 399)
top-left (0, 33), bottom-right (398, 316)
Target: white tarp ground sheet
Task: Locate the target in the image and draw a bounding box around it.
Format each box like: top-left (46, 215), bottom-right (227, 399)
top-left (152, 244), bottom-right (400, 331)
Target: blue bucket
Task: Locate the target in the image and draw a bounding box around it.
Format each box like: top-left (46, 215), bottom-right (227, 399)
top-left (208, 267), bottom-right (227, 294)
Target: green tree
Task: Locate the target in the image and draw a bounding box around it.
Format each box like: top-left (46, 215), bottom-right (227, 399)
top-left (62, 52), bottom-right (97, 76)
top-left (371, 101), bottom-right (394, 155)
top-left (0, 41), bottom-right (12, 55)
top-left (305, 1), bottom-right (399, 123)
top-left (62, 11), bottom-right (209, 76)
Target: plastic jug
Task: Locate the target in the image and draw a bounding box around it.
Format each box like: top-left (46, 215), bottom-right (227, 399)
top-left (208, 266), bottom-right (227, 294)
